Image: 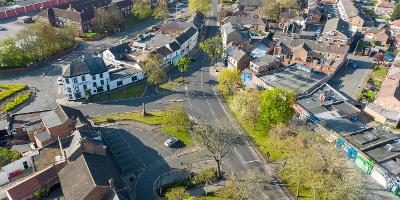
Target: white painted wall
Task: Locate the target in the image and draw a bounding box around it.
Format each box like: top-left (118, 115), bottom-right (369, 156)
top-left (0, 156), bottom-right (34, 185)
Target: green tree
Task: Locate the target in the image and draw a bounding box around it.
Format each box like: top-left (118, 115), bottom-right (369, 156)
top-left (0, 39), bottom-right (31, 67)
top-left (258, 88), bottom-right (295, 130)
top-left (163, 104), bottom-right (189, 132)
top-left (175, 56), bottom-right (192, 79)
top-left (84, 90), bottom-right (92, 101)
top-left (32, 188), bottom-right (49, 200)
top-left (216, 68), bottom-right (241, 95)
top-left (189, 0), bottom-right (211, 13)
top-left (199, 37), bottom-right (223, 64)
top-left (165, 187), bottom-right (190, 200)
top-left (259, 0), bottom-right (296, 21)
top-left (237, 169), bottom-right (269, 199)
top-left (0, 147), bottom-right (21, 167)
top-left (142, 53), bottom-right (167, 85)
top-left (133, 0), bottom-right (153, 19)
top-left (193, 123), bottom-right (239, 178)
top-left (392, 3), bottom-right (400, 20)
top-left (153, 4), bottom-right (169, 20)
top-left (92, 4), bottom-right (124, 33)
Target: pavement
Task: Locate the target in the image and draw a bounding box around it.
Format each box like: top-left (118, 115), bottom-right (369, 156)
top-left (0, 7), bottom-right (292, 200)
top-left (328, 54), bottom-right (376, 101)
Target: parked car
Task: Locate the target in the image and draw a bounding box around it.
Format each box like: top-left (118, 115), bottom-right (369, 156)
top-left (57, 77), bottom-right (63, 85)
top-left (164, 138), bottom-right (178, 147)
top-left (0, 27), bottom-right (6, 31)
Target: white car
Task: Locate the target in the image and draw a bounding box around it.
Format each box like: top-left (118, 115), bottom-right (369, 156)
top-left (164, 138), bottom-right (178, 147)
top-left (327, 14), bottom-right (332, 18)
top-left (57, 77), bottom-right (63, 85)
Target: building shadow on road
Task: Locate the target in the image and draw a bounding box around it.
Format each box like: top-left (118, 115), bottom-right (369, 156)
top-left (98, 126), bottom-right (191, 200)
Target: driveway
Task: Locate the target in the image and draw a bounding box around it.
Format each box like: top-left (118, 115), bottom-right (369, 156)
top-left (329, 55), bottom-right (376, 101)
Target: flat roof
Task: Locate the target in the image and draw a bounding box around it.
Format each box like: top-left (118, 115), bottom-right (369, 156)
top-left (344, 128), bottom-right (398, 151)
top-left (297, 83), bottom-right (349, 115)
top-left (321, 118), bottom-right (365, 135)
top-left (259, 64), bottom-right (327, 95)
top-left (363, 141), bottom-right (400, 164)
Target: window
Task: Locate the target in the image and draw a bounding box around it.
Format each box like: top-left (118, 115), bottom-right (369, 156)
top-left (67, 87), bottom-right (72, 93)
top-left (100, 80), bottom-right (104, 85)
top-left (65, 78), bottom-right (70, 84)
top-left (132, 76), bottom-right (137, 82)
top-left (97, 87), bottom-right (104, 92)
top-left (82, 75), bottom-right (85, 81)
top-left (83, 85), bottom-right (87, 90)
top-left (117, 80), bottom-right (123, 86)
top-left (100, 74), bottom-right (103, 78)
top-left (92, 75), bottom-right (96, 80)
top-left (73, 77), bottom-right (78, 83)
top-left (93, 82), bottom-right (97, 87)
top-left (75, 92), bottom-right (82, 99)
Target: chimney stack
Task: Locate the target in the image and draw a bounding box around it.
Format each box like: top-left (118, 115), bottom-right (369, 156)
top-left (319, 93), bottom-right (325, 102)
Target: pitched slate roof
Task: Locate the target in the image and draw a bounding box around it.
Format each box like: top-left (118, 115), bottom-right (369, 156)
top-left (236, 0), bottom-right (263, 7)
top-left (188, 12), bottom-right (205, 29)
top-left (59, 152), bottom-right (125, 200)
top-left (40, 105), bottom-right (68, 128)
top-left (231, 48), bottom-right (248, 62)
top-left (275, 34), bottom-right (349, 55)
top-left (156, 46), bottom-right (173, 56)
top-left (168, 41), bottom-right (181, 52)
top-left (340, 0), bottom-right (359, 18)
top-left (222, 16), bottom-right (265, 26)
top-left (39, 7), bottom-right (83, 22)
top-left (109, 43), bottom-right (131, 57)
top-left (63, 55), bottom-right (108, 78)
top-left (175, 26), bottom-right (198, 45)
top-left (7, 162), bottom-right (66, 200)
top-left (323, 18), bottom-right (349, 36)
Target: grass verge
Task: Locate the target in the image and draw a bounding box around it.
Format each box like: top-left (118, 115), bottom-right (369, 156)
top-left (92, 110), bottom-right (191, 145)
top-left (90, 81), bottom-right (146, 102)
top-left (2, 92), bottom-right (31, 113)
top-left (79, 32), bottom-right (101, 39)
top-left (159, 77), bottom-right (184, 92)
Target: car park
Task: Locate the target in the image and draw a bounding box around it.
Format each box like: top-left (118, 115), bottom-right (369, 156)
top-left (164, 138), bottom-right (178, 147)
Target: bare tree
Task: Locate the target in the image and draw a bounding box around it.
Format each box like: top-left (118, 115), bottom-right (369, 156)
top-left (237, 168), bottom-right (269, 199)
top-left (193, 123), bottom-right (239, 178)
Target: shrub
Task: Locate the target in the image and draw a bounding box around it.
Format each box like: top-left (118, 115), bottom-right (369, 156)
top-left (0, 148), bottom-right (22, 167)
top-left (2, 92), bottom-right (31, 112)
top-left (32, 187), bottom-right (49, 200)
top-left (0, 84), bottom-right (27, 102)
top-left (191, 168), bottom-right (217, 185)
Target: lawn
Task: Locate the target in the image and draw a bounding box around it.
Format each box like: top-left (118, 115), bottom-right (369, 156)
top-left (0, 84), bottom-right (27, 102)
top-left (90, 81), bottom-right (146, 102)
top-left (159, 77), bottom-right (184, 93)
top-left (92, 110), bottom-right (191, 145)
top-left (225, 95), bottom-right (291, 161)
top-left (79, 32), bottom-right (101, 39)
top-left (2, 92), bottom-right (31, 113)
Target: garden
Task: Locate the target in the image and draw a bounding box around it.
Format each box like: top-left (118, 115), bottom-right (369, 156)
top-left (0, 84), bottom-right (32, 114)
top-left (92, 104), bottom-right (191, 145)
top-left (358, 65), bottom-right (389, 103)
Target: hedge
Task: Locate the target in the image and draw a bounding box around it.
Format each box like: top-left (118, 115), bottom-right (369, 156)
top-left (0, 84), bottom-right (27, 102)
top-left (2, 92), bottom-right (31, 113)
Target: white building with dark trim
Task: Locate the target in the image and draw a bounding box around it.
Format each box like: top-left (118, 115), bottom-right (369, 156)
top-left (62, 54), bottom-right (144, 100)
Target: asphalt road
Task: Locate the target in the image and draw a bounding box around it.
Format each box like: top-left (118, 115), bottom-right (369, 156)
top-left (0, 17), bottom-right (159, 114)
top-left (73, 23), bottom-right (291, 199)
top-left (328, 54), bottom-right (375, 101)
